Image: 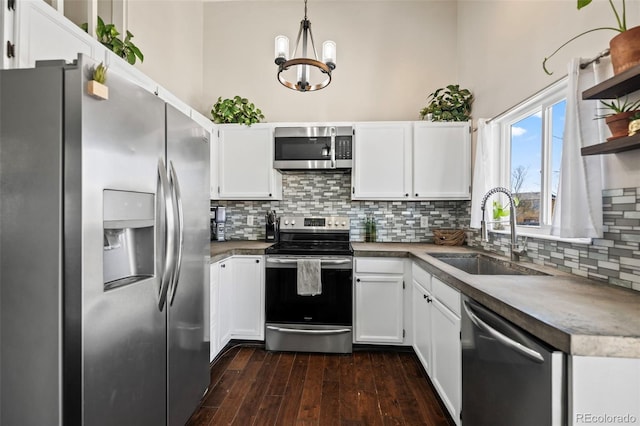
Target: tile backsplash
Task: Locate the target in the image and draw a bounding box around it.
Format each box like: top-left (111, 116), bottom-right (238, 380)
top-left (213, 172), bottom-right (470, 242)
top-left (212, 173), bottom-right (640, 292)
top-left (466, 187), bottom-right (640, 292)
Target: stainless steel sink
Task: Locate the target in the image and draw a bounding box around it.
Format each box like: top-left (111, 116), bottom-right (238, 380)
top-left (429, 253), bottom-right (549, 276)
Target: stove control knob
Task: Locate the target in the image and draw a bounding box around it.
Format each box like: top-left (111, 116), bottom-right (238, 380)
top-left (327, 220), bottom-right (333, 226)
top-left (342, 221), bottom-right (346, 226)
top-left (284, 220), bottom-right (289, 225)
top-left (291, 220), bottom-right (296, 225)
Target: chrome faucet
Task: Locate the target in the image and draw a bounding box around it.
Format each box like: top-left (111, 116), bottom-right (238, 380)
top-left (480, 187), bottom-right (527, 261)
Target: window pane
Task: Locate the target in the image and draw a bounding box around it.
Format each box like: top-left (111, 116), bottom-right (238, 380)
top-left (511, 113), bottom-right (542, 226)
top-left (551, 100), bottom-right (566, 217)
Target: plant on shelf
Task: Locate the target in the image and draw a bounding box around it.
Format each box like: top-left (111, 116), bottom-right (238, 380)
top-left (596, 97), bottom-right (640, 140)
top-left (81, 17), bottom-right (144, 65)
top-left (419, 84), bottom-right (473, 122)
top-left (543, 0), bottom-right (640, 75)
top-left (210, 96), bottom-right (265, 125)
top-left (92, 62), bottom-right (108, 84)
top-left (87, 62), bottom-right (109, 100)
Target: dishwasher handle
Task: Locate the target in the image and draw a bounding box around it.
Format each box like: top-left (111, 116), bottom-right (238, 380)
top-left (463, 300), bottom-right (545, 363)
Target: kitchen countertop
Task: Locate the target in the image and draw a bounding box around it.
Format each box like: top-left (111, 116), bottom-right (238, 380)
top-left (210, 241), bottom-right (640, 358)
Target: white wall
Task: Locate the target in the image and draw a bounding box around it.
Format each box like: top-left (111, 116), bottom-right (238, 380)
top-left (456, 0), bottom-right (640, 189)
top-left (127, 0), bottom-right (204, 109)
top-left (122, 0), bottom-right (640, 188)
top-left (201, 0), bottom-right (458, 122)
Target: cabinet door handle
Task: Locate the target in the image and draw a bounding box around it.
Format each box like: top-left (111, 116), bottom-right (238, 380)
top-left (415, 193), bottom-right (419, 197)
top-left (356, 278), bottom-right (361, 282)
top-left (405, 193), bottom-right (409, 197)
top-left (255, 259), bottom-right (260, 263)
top-left (221, 264), bottom-right (226, 268)
top-left (423, 294), bottom-right (427, 299)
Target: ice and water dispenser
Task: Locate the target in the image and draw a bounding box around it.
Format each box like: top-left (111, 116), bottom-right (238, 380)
top-left (103, 190), bottom-right (155, 291)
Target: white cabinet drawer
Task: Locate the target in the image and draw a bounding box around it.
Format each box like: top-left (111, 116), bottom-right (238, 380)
top-left (355, 258), bottom-right (404, 274)
top-left (412, 263), bottom-right (431, 292)
top-left (432, 276), bottom-right (460, 317)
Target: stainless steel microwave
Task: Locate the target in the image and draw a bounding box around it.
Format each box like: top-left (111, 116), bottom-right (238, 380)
top-left (273, 126), bottom-right (353, 170)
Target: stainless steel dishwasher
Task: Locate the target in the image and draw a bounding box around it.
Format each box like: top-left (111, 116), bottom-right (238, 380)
top-left (461, 295), bottom-right (566, 426)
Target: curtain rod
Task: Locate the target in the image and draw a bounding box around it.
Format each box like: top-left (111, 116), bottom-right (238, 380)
top-left (580, 49), bottom-right (610, 69)
top-left (481, 49), bottom-right (608, 128)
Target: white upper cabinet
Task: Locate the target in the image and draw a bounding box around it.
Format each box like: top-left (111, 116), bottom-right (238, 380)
top-left (11, 0), bottom-right (99, 69)
top-left (413, 122), bottom-right (471, 199)
top-left (352, 122), bottom-right (412, 199)
top-left (353, 121), bottom-right (471, 200)
top-left (189, 112), bottom-right (218, 200)
top-left (217, 124), bottom-right (282, 200)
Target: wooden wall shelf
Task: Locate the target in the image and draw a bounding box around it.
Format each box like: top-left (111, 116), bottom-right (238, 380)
top-left (581, 133), bottom-right (640, 156)
top-left (582, 63), bottom-right (640, 100)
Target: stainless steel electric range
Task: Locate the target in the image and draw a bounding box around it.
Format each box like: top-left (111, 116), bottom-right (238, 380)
top-left (264, 216), bottom-right (353, 353)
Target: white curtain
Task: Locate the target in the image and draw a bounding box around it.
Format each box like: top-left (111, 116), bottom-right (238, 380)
top-left (470, 119), bottom-right (501, 229)
top-left (551, 58), bottom-right (607, 238)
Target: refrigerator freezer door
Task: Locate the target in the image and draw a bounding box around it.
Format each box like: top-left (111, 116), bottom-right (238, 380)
top-left (1, 63), bottom-right (66, 426)
top-left (68, 56), bottom-right (168, 426)
top-left (166, 104), bottom-right (211, 426)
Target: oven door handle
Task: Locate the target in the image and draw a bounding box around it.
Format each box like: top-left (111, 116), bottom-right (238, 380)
top-left (267, 326), bottom-right (352, 335)
top-left (266, 258), bottom-right (352, 266)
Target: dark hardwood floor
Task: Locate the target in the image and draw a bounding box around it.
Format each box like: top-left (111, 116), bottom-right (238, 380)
top-left (186, 344), bottom-right (455, 426)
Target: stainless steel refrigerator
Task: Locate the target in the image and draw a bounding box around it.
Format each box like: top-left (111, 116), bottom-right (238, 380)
top-left (0, 54), bottom-right (210, 426)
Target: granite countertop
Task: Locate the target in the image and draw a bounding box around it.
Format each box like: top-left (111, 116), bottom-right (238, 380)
top-left (210, 241), bottom-right (640, 358)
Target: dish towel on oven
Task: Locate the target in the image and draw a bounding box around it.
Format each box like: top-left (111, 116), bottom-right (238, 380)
top-left (297, 258), bottom-right (322, 296)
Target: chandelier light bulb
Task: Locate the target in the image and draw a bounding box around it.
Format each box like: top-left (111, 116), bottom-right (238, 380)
top-left (275, 35), bottom-right (289, 64)
top-left (322, 40), bottom-right (336, 69)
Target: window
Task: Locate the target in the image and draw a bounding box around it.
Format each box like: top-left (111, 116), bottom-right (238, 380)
top-left (496, 78), bottom-right (567, 235)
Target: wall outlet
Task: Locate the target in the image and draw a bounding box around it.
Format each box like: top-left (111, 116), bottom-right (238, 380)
top-left (420, 216), bottom-right (429, 228)
top-left (247, 215), bottom-right (254, 226)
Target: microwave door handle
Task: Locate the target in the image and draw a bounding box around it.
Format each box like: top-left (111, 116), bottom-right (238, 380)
top-left (330, 127), bottom-right (336, 168)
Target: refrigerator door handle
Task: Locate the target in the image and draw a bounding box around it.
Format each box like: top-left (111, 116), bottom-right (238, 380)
top-left (158, 159), bottom-right (176, 311)
top-left (168, 161), bottom-right (184, 306)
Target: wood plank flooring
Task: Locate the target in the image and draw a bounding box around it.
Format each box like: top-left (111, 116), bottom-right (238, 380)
top-left (186, 344), bottom-right (455, 426)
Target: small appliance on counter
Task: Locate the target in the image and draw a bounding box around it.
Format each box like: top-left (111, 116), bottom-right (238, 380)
top-left (212, 206), bottom-right (226, 241)
top-left (265, 210), bottom-right (279, 242)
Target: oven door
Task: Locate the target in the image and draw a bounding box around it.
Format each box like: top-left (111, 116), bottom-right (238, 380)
top-left (265, 255), bottom-right (353, 353)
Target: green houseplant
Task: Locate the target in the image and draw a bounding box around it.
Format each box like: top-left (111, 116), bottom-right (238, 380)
top-left (82, 17), bottom-right (144, 65)
top-left (419, 85), bottom-right (473, 122)
top-left (210, 96), bottom-right (265, 125)
top-left (543, 0), bottom-right (640, 75)
top-left (87, 62), bottom-right (109, 100)
top-left (596, 97), bottom-right (640, 140)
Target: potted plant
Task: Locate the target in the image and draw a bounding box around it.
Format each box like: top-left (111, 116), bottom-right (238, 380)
top-left (543, 0), bottom-right (640, 75)
top-left (81, 17), bottom-right (144, 65)
top-left (210, 96), bottom-right (265, 125)
top-left (596, 97), bottom-right (640, 140)
top-left (492, 201), bottom-right (511, 230)
top-left (419, 84), bottom-right (473, 122)
top-left (87, 62), bottom-right (109, 100)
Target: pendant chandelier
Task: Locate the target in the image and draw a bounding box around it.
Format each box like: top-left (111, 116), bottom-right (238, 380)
top-left (274, 0), bottom-right (336, 92)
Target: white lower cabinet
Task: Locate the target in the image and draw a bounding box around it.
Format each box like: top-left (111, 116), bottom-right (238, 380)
top-left (229, 256), bottom-right (265, 340)
top-left (412, 263), bottom-right (461, 425)
top-left (217, 258), bottom-right (233, 352)
top-left (211, 255), bottom-right (265, 361)
top-left (354, 258), bottom-right (405, 344)
top-left (412, 280), bottom-right (433, 373)
top-left (209, 262), bottom-right (221, 362)
top-left (431, 296), bottom-right (461, 425)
